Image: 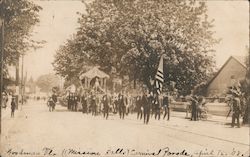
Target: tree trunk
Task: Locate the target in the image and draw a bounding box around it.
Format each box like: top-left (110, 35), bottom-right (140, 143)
top-left (133, 76), bottom-right (136, 89)
top-left (16, 57), bottom-right (19, 86)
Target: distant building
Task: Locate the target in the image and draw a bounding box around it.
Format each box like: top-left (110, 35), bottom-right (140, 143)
top-left (26, 77), bottom-right (36, 94)
top-left (206, 56), bottom-right (247, 97)
top-left (5, 65), bottom-right (16, 93)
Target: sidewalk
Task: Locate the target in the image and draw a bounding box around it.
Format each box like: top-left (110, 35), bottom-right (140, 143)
top-left (171, 111), bottom-right (237, 125)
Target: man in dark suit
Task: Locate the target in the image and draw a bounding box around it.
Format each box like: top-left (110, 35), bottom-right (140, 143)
top-left (81, 93), bottom-right (87, 113)
top-left (74, 95), bottom-right (80, 111)
top-left (154, 94), bottom-right (161, 120)
top-left (136, 96), bottom-right (143, 120)
top-left (191, 95), bottom-right (198, 121)
top-left (163, 93), bottom-right (170, 120)
top-left (231, 92), bottom-right (241, 128)
top-left (90, 94), bottom-right (97, 116)
top-left (67, 93), bottom-right (73, 110)
top-left (118, 93), bottom-right (126, 119)
top-left (142, 91), bottom-right (150, 124)
top-left (51, 93), bottom-right (57, 111)
top-left (103, 94), bottom-right (109, 119)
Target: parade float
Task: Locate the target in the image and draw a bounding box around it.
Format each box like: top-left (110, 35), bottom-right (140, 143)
top-left (79, 66), bottom-right (110, 93)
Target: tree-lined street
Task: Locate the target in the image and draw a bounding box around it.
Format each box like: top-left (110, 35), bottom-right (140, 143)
top-left (0, 1), bottom-right (249, 157)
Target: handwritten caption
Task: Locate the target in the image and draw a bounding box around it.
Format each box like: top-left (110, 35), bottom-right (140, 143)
top-left (3, 147), bottom-right (247, 157)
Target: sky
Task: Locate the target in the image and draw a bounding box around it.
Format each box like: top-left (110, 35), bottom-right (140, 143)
top-left (206, 1), bottom-right (249, 67)
top-left (22, 0), bottom-right (249, 80)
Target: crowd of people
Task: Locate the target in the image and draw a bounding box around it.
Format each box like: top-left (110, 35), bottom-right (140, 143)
top-left (2, 83), bottom-right (247, 129)
top-left (62, 83), bottom-right (249, 128)
top-left (63, 87), bottom-right (213, 125)
top-left (65, 89), bottom-right (173, 124)
top-left (1, 84), bottom-right (247, 129)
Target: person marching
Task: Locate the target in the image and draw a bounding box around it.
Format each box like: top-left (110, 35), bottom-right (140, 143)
top-left (147, 91), bottom-right (154, 118)
top-left (118, 93), bottom-right (126, 119)
top-left (136, 95), bottom-right (143, 120)
top-left (73, 94), bottom-right (80, 112)
top-left (150, 93), bottom-right (155, 118)
top-left (51, 93), bottom-right (57, 111)
top-left (190, 94), bottom-right (198, 121)
top-left (90, 93), bottom-right (97, 116)
top-left (163, 93), bottom-right (170, 120)
top-left (113, 93), bottom-right (118, 114)
top-left (125, 93), bottom-right (130, 115)
top-left (102, 94), bottom-right (109, 119)
top-left (118, 93), bottom-right (122, 118)
top-left (47, 97), bottom-right (54, 112)
top-left (142, 90), bottom-right (150, 124)
top-left (11, 97), bottom-right (16, 118)
top-left (72, 95), bottom-right (76, 111)
top-left (153, 93), bottom-right (161, 120)
top-left (67, 93), bottom-right (73, 110)
top-left (81, 93), bottom-right (87, 113)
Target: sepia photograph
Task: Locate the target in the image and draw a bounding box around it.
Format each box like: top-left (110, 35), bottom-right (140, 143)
top-left (0, 0), bottom-right (249, 157)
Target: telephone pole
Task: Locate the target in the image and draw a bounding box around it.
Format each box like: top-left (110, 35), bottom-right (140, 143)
top-left (21, 54), bottom-right (24, 108)
top-left (0, 0), bottom-right (5, 135)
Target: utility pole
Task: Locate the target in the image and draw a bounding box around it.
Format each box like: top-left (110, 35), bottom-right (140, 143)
top-left (15, 56), bottom-right (19, 109)
top-left (0, 0), bottom-right (5, 135)
top-left (21, 54), bottom-right (24, 108)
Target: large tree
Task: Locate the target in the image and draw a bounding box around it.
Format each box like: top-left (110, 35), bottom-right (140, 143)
top-left (1, 0), bottom-right (43, 78)
top-left (53, 0), bottom-right (219, 95)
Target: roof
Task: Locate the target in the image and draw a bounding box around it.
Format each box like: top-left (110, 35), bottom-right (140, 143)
top-left (232, 56), bottom-right (247, 68)
top-left (79, 67), bottom-right (110, 80)
top-left (206, 56), bottom-right (247, 86)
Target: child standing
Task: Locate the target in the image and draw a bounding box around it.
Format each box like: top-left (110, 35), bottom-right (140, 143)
top-left (11, 98), bottom-right (16, 118)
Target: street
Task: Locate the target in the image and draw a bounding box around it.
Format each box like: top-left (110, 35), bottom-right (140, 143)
top-left (0, 100), bottom-right (249, 157)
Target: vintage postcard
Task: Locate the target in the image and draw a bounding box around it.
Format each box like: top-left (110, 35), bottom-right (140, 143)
top-left (0, 0), bottom-right (249, 157)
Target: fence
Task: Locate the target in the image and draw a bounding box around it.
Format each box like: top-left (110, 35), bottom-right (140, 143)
top-left (171, 97), bottom-right (229, 116)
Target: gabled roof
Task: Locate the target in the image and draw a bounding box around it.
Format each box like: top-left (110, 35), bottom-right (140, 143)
top-left (232, 56), bottom-right (247, 68)
top-left (206, 56), bottom-right (247, 86)
top-left (79, 67), bottom-right (110, 80)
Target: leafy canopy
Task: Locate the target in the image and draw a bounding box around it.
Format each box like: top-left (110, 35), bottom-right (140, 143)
top-left (1, 0), bottom-right (44, 77)
top-left (53, 0), bottom-right (219, 95)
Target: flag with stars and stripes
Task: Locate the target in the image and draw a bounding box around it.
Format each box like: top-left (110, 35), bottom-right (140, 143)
top-left (155, 56), bottom-right (164, 94)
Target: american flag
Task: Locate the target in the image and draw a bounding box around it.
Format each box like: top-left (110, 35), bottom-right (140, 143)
top-left (155, 56), bottom-right (164, 94)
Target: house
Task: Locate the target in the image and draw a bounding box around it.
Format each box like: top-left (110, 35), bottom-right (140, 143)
top-left (206, 56), bottom-right (247, 97)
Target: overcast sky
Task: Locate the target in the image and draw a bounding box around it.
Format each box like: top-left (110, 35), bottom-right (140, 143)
top-left (22, 0), bottom-right (249, 79)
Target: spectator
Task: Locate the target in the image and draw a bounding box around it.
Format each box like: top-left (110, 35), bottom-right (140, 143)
top-left (11, 98), bottom-right (16, 118)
